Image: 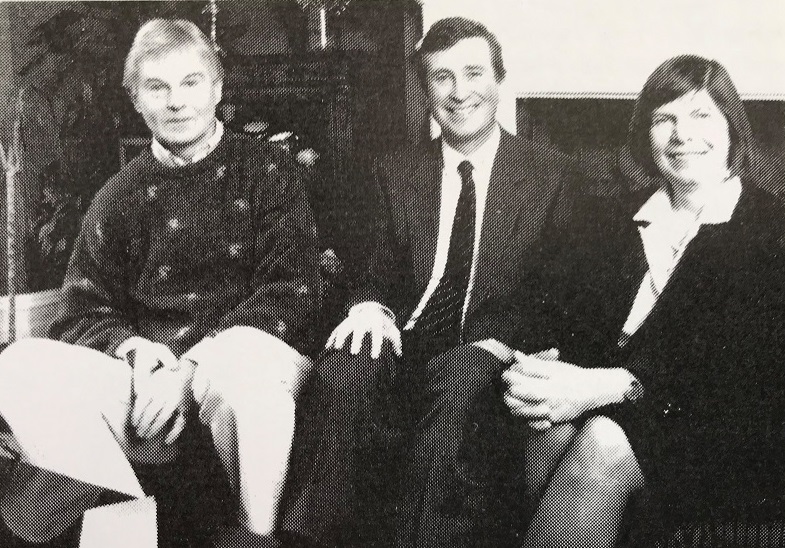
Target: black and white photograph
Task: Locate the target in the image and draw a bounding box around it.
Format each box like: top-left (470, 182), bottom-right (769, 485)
top-left (0, 1), bottom-right (785, 547)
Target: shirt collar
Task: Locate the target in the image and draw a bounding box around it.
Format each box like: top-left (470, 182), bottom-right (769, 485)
top-left (441, 124), bottom-right (501, 176)
top-left (151, 120), bottom-right (224, 168)
top-left (633, 175), bottom-right (742, 228)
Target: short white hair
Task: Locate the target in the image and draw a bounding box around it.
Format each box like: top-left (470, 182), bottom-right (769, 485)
top-left (123, 19), bottom-right (223, 98)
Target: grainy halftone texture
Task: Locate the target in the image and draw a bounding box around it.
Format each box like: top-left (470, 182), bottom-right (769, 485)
top-left (657, 521), bottom-right (785, 548)
top-left (3, 4), bottom-right (785, 548)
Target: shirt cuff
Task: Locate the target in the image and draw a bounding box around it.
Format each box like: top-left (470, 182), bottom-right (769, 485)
top-left (348, 301), bottom-right (397, 324)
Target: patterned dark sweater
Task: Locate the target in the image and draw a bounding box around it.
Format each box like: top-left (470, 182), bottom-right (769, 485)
top-left (50, 131), bottom-right (320, 357)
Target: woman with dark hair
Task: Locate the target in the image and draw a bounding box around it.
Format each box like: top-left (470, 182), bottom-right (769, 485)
top-left (477, 54), bottom-right (785, 546)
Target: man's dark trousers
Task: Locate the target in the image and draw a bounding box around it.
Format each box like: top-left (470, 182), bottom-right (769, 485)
top-left (280, 131), bottom-right (574, 547)
top-left (281, 339), bottom-right (531, 548)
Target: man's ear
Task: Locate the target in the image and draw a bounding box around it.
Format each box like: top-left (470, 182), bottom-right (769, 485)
top-left (129, 90), bottom-right (142, 114)
top-left (213, 80), bottom-right (223, 104)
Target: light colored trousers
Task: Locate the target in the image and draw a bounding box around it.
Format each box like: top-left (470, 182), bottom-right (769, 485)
top-left (0, 328), bottom-right (310, 543)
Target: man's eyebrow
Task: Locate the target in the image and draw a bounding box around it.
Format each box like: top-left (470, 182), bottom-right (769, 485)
top-left (182, 72), bottom-right (207, 80)
top-left (465, 64), bottom-right (485, 71)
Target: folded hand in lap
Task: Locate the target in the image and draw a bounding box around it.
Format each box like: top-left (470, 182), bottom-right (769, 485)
top-left (124, 339), bottom-right (195, 444)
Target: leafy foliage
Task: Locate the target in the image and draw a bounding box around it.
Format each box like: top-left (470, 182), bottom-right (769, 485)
top-left (11, 2), bottom-right (207, 290)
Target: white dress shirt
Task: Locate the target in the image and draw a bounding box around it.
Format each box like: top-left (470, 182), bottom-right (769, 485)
top-left (151, 120), bottom-right (224, 167)
top-left (403, 124), bottom-right (501, 330)
top-left (621, 176), bottom-right (742, 340)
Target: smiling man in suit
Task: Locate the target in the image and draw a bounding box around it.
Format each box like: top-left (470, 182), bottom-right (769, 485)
top-left (280, 17), bottom-right (575, 548)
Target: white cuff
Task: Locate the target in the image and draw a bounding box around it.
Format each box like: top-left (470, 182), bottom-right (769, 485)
top-left (348, 301), bottom-right (397, 324)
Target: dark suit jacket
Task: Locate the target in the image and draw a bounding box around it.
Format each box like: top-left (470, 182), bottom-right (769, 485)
top-left (507, 174), bottom-right (785, 524)
top-left (352, 129), bottom-right (575, 343)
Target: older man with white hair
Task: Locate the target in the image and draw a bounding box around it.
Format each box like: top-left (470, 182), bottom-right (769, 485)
top-left (0, 18), bottom-right (319, 547)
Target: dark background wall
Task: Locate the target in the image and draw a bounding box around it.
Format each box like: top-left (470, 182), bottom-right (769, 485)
top-left (0, 0), bottom-right (425, 294)
top-left (518, 97), bottom-right (785, 193)
top-left (2, 2), bottom-right (785, 296)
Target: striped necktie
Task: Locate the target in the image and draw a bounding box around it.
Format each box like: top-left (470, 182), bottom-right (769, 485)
top-left (414, 160), bottom-right (477, 355)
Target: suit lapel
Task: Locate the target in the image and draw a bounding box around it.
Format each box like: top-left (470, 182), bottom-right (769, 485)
top-left (565, 189), bottom-right (649, 342)
top-left (640, 185), bottom-right (752, 335)
top-left (610, 212), bottom-right (648, 333)
top-left (481, 131), bottom-right (530, 248)
top-left (406, 139), bottom-right (442, 290)
top-left (469, 131), bottom-right (539, 316)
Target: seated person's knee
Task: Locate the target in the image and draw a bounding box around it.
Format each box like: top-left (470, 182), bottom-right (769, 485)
top-left (0, 339), bottom-right (65, 384)
top-left (197, 365), bottom-right (295, 418)
top-left (314, 346), bottom-right (390, 402)
top-left (573, 416), bottom-right (642, 488)
top-left (424, 345), bottom-right (503, 413)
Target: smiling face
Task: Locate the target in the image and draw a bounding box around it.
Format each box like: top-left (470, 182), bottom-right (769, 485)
top-left (423, 37), bottom-right (500, 155)
top-left (649, 89), bottom-right (731, 191)
top-left (133, 46), bottom-right (222, 158)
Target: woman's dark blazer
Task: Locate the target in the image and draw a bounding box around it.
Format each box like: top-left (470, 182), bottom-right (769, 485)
top-left (502, 174), bottom-right (785, 524)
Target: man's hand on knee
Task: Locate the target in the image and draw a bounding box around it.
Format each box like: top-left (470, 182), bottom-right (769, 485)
top-left (326, 302), bottom-right (402, 359)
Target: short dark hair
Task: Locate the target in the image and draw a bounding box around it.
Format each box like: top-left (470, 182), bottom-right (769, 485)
top-left (627, 54), bottom-right (754, 179)
top-left (413, 17), bottom-right (506, 86)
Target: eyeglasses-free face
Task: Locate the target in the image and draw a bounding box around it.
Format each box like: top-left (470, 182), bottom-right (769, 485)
top-left (649, 89), bottom-right (731, 191)
top-left (133, 46), bottom-right (223, 159)
top-left (423, 37), bottom-right (500, 154)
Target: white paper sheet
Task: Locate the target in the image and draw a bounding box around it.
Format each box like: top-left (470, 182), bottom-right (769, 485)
top-left (0, 339), bottom-right (145, 497)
